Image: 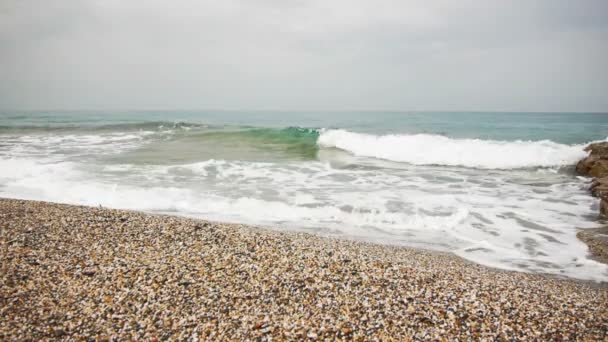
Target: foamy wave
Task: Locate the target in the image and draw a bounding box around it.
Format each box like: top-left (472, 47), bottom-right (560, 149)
top-left (2, 155), bottom-right (607, 280)
top-left (317, 129), bottom-right (588, 169)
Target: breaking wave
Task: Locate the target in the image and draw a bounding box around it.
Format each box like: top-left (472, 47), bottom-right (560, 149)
top-left (317, 129), bottom-right (588, 169)
top-left (0, 118), bottom-right (592, 169)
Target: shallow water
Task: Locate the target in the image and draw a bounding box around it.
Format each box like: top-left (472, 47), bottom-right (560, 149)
top-left (1, 111), bottom-right (607, 281)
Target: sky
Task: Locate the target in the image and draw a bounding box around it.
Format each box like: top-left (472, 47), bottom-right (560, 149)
top-left (0, 0), bottom-right (607, 112)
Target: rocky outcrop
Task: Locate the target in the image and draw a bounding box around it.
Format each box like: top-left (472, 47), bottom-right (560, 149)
top-left (577, 142), bottom-right (608, 217)
top-left (577, 226), bottom-right (608, 264)
top-left (591, 177), bottom-right (608, 216)
top-left (577, 143), bottom-right (608, 266)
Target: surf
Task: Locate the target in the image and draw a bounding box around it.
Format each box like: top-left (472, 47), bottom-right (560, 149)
top-left (318, 129), bottom-right (589, 169)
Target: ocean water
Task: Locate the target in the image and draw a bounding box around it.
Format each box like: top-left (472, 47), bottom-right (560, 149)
top-left (1, 111), bottom-right (608, 281)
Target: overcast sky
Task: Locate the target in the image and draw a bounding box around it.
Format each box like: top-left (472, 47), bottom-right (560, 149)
top-left (1, 0), bottom-right (607, 112)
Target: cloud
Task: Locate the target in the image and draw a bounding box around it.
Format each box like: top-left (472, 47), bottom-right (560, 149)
top-left (0, 0), bottom-right (607, 111)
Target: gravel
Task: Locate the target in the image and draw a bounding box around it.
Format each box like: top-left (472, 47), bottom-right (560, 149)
top-left (1, 198), bottom-right (607, 340)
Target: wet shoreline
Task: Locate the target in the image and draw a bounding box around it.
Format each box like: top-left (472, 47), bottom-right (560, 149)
top-left (1, 198), bottom-right (606, 340)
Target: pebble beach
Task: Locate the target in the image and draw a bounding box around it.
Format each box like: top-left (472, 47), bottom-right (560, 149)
top-left (1, 198), bottom-right (607, 340)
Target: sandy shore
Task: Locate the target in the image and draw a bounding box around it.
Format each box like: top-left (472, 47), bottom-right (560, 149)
top-left (1, 199), bottom-right (607, 340)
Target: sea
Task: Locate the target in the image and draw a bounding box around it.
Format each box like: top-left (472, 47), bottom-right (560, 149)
top-left (1, 111), bottom-right (607, 281)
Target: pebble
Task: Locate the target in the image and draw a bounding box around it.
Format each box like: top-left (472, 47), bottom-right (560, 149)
top-left (0, 198), bottom-right (607, 340)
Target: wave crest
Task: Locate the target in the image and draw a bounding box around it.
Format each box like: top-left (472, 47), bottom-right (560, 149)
top-left (317, 129), bottom-right (587, 169)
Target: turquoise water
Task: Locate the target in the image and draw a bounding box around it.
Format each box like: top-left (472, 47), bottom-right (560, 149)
top-left (1, 111), bottom-right (607, 281)
top-left (2, 111), bottom-right (607, 143)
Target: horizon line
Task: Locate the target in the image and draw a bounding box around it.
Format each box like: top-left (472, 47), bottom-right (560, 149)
top-left (2, 108), bottom-right (608, 114)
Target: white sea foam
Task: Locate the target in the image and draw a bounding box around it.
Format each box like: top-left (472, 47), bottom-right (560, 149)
top-left (1, 129), bottom-right (607, 281)
top-left (0, 131), bottom-right (152, 159)
top-left (318, 129), bottom-right (588, 169)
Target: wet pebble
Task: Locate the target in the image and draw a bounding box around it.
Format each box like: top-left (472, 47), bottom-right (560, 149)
top-left (0, 199), bottom-right (607, 340)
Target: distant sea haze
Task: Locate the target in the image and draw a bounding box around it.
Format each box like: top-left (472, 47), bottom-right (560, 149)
top-left (1, 111), bottom-right (607, 281)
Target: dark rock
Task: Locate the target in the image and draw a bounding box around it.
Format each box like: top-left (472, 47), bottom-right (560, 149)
top-left (589, 159), bottom-right (608, 178)
top-left (577, 143), bottom-right (608, 264)
top-left (577, 142), bottom-right (608, 218)
top-left (576, 157), bottom-right (593, 175)
top-left (584, 142), bottom-right (608, 157)
top-left (577, 142), bottom-right (608, 178)
top-left (590, 177), bottom-right (608, 196)
top-left (590, 177), bottom-right (608, 218)
top-left (53, 329), bottom-right (68, 337)
top-left (577, 227), bottom-right (608, 264)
